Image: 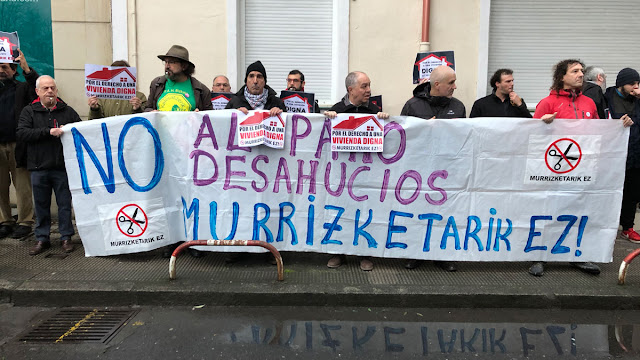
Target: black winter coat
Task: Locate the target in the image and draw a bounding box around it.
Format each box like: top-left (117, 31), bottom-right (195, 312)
top-left (0, 68), bottom-right (38, 143)
top-left (469, 92), bottom-right (532, 118)
top-left (16, 99), bottom-right (81, 171)
top-left (226, 85), bottom-right (286, 111)
top-left (400, 82), bottom-right (466, 119)
top-left (582, 82), bottom-right (608, 120)
top-left (605, 86), bottom-right (640, 169)
top-left (329, 94), bottom-right (381, 114)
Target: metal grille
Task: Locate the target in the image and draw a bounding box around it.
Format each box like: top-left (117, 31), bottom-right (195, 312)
top-left (19, 309), bottom-right (138, 343)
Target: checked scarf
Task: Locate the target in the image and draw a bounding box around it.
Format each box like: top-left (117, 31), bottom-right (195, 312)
top-left (244, 87), bottom-right (268, 109)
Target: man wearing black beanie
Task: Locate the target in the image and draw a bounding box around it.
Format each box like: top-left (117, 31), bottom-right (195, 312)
top-left (225, 60), bottom-right (285, 116)
top-left (605, 68), bottom-right (640, 243)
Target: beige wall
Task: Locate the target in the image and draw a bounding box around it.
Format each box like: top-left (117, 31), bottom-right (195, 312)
top-left (50, 0), bottom-right (482, 117)
top-left (134, 0), bottom-right (227, 104)
top-left (349, 0), bottom-right (481, 115)
top-left (52, 0), bottom-right (113, 119)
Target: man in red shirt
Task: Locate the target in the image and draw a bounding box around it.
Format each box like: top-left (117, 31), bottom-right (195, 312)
top-left (530, 59), bottom-right (632, 277)
top-left (534, 59), bottom-right (599, 122)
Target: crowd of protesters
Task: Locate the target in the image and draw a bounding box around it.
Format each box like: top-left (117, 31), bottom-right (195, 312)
top-left (2, 44), bottom-right (639, 278)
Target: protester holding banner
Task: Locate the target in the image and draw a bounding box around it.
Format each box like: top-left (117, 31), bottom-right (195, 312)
top-left (144, 45), bottom-right (212, 112)
top-left (225, 60), bottom-right (286, 116)
top-left (399, 64), bottom-right (462, 273)
top-left (285, 70), bottom-right (319, 113)
top-left (604, 68), bottom-right (640, 243)
top-left (469, 69), bottom-right (532, 118)
top-left (88, 60), bottom-right (147, 119)
top-left (211, 75), bottom-right (231, 93)
top-left (324, 71), bottom-right (389, 121)
top-left (400, 65), bottom-right (466, 120)
top-left (16, 76), bottom-right (80, 255)
top-left (0, 48), bottom-right (37, 240)
top-left (530, 59), bottom-right (633, 276)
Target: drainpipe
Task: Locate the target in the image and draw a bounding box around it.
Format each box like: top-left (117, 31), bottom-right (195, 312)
top-left (420, 0), bottom-right (430, 52)
top-left (129, 0), bottom-right (139, 71)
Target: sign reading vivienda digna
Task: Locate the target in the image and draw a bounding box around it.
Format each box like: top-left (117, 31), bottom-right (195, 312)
top-left (61, 111), bottom-right (628, 262)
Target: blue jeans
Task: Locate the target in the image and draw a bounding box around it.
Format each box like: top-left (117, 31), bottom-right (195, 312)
top-left (30, 169), bottom-right (74, 243)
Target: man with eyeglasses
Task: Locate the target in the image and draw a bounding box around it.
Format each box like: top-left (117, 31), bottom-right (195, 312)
top-left (211, 75), bottom-right (231, 93)
top-left (144, 45), bottom-right (212, 112)
top-left (285, 69), bottom-right (319, 113)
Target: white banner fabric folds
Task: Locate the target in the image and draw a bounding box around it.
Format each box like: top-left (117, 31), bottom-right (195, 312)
top-left (61, 111), bottom-right (628, 262)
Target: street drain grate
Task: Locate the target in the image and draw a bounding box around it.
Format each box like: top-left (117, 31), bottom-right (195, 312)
top-left (19, 308), bottom-right (138, 343)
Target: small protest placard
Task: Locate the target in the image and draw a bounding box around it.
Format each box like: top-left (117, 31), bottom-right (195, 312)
top-left (330, 114), bottom-right (384, 152)
top-left (0, 31), bottom-right (20, 63)
top-left (280, 90), bottom-right (315, 113)
top-left (211, 92), bottom-right (234, 110)
top-left (413, 51), bottom-right (455, 84)
top-left (369, 95), bottom-right (382, 111)
top-left (237, 111), bottom-right (286, 149)
top-left (85, 64), bottom-right (137, 100)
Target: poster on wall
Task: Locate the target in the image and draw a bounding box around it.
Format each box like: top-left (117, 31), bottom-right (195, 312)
top-left (413, 51), bottom-right (455, 84)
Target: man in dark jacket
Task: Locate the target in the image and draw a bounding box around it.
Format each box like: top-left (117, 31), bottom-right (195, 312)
top-left (16, 75), bottom-right (80, 255)
top-left (0, 49), bottom-right (37, 239)
top-left (469, 68), bottom-right (532, 118)
top-left (144, 45), bottom-right (212, 112)
top-left (401, 65), bottom-right (465, 119)
top-left (605, 68), bottom-right (640, 243)
top-left (400, 65), bottom-right (461, 272)
top-left (226, 60), bottom-right (286, 116)
top-left (285, 69), bottom-right (320, 113)
top-left (583, 66), bottom-right (609, 120)
top-left (324, 71), bottom-right (389, 120)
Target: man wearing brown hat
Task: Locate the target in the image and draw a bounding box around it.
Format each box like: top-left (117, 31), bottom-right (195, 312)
top-left (145, 45), bottom-right (212, 112)
top-left (605, 68), bottom-right (640, 244)
top-left (225, 60), bottom-right (285, 116)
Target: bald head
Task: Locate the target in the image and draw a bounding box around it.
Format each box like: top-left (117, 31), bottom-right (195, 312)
top-left (429, 65), bottom-right (457, 98)
top-left (345, 71), bottom-right (371, 106)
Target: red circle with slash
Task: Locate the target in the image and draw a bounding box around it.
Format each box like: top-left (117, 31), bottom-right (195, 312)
top-left (116, 204), bottom-right (148, 237)
top-left (545, 138), bottom-right (582, 174)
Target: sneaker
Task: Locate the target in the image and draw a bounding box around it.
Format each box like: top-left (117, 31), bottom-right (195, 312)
top-left (529, 262), bottom-right (545, 277)
top-left (11, 225), bottom-right (33, 239)
top-left (621, 228), bottom-right (640, 243)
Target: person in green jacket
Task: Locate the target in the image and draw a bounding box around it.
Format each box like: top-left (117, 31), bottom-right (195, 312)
top-left (87, 60), bottom-right (147, 119)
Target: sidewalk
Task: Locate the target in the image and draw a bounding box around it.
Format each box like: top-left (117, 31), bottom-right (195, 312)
top-left (2, 221), bottom-right (640, 309)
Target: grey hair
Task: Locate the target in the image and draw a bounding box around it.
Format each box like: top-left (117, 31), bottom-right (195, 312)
top-left (213, 75), bottom-right (229, 83)
top-left (345, 71), bottom-right (364, 91)
top-left (584, 66), bottom-right (606, 82)
top-left (35, 75), bottom-right (56, 89)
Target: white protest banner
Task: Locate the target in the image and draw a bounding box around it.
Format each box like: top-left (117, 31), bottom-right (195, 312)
top-left (237, 111), bottom-right (286, 149)
top-left (85, 64), bottom-right (137, 100)
top-left (62, 112), bottom-right (628, 262)
top-left (331, 114), bottom-right (384, 152)
top-left (0, 31), bottom-right (19, 63)
top-left (211, 92), bottom-right (234, 110)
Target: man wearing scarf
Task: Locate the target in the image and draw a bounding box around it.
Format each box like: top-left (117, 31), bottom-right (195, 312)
top-left (225, 60), bottom-right (285, 116)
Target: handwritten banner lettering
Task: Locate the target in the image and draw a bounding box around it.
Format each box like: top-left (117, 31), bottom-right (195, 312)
top-left (62, 112), bottom-right (627, 261)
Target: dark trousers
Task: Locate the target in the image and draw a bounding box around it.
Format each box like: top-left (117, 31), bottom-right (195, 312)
top-left (30, 169), bottom-right (74, 243)
top-left (620, 168), bottom-right (640, 229)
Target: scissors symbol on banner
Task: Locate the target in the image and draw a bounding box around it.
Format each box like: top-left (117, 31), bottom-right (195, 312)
top-left (548, 143), bottom-right (579, 171)
top-left (118, 208), bottom-right (146, 235)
